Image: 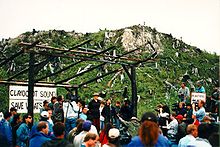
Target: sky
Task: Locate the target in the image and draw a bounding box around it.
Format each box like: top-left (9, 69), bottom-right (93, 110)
top-left (0, 0), bottom-right (219, 55)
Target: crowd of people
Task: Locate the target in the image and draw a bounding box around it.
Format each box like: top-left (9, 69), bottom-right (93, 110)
top-left (0, 81), bottom-right (219, 147)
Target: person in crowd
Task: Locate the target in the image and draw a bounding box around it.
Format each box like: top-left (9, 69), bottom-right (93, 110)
top-left (167, 112), bottom-right (178, 144)
top-left (40, 100), bottom-right (49, 113)
top-left (53, 95), bottom-right (64, 123)
top-left (41, 111), bottom-right (53, 136)
top-left (29, 121), bottom-right (51, 147)
top-left (115, 101), bottom-right (121, 115)
top-left (99, 100), bottom-right (106, 130)
top-left (184, 103), bottom-right (193, 124)
top-left (30, 111), bottom-right (53, 137)
top-left (192, 100), bottom-right (206, 122)
top-left (9, 107), bottom-right (17, 123)
top-left (177, 102), bottom-right (187, 116)
top-left (157, 104), bottom-right (170, 136)
top-left (47, 108), bottom-right (54, 129)
top-left (62, 96), bottom-right (79, 136)
top-left (0, 111), bottom-right (12, 147)
top-left (101, 99), bottom-right (117, 124)
top-left (67, 118), bottom-right (84, 143)
top-left (157, 104), bottom-right (170, 119)
top-left (88, 93), bottom-right (101, 133)
top-left (73, 120), bottom-right (92, 147)
top-left (103, 128), bottom-right (121, 147)
top-left (79, 105), bottom-right (89, 121)
top-left (16, 113), bottom-right (32, 147)
top-left (127, 112), bottom-right (170, 147)
top-left (187, 123), bottom-right (212, 147)
top-left (11, 113), bottom-right (22, 146)
top-left (129, 121), bottom-right (159, 147)
top-left (178, 82), bottom-right (190, 102)
top-left (176, 114), bottom-right (187, 143)
top-left (77, 99), bottom-right (86, 118)
top-left (119, 99), bottom-right (132, 121)
top-left (178, 124), bottom-right (198, 147)
top-left (99, 123), bottom-right (113, 146)
top-left (195, 81), bottom-right (205, 93)
top-left (118, 116), bottom-right (140, 137)
top-left (81, 132), bottom-right (99, 147)
top-left (208, 87), bottom-right (219, 113)
top-left (48, 96), bottom-right (57, 110)
top-left (42, 122), bottom-right (72, 147)
top-left (114, 101), bottom-right (121, 129)
top-left (161, 105), bottom-right (171, 115)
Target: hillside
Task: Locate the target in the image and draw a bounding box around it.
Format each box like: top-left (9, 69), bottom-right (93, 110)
top-left (0, 25), bottom-right (219, 117)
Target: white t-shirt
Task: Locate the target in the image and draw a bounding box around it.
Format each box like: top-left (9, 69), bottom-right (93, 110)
top-left (187, 137), bottom-right (212, 147)
top-left (99, 106), bottom-right (105, 121)
top-left (63, 101), bottom-right (79, 118)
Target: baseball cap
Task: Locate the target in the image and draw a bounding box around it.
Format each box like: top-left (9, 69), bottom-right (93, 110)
top-left (108, 128), bottom-right (120, 139)
top-left (40, 111), bottom-right (49, 118)
top-left (82, 120), bottom-right (92, 131)
top-left (176, 114), bottom-right (183, 120)
top-left (141, 112), bottom-right (158, 123)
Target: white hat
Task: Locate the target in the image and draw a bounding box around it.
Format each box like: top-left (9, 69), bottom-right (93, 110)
top-left (131, 117), bottom-right (139, 121)
top-left (108, 128), bottom-right (120, 138)
top-left (40, 111), bottom-right (49, 118)
top-left (93, 92), bottom-right (99, 96)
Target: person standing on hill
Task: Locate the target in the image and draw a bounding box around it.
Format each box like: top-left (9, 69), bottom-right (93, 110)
top-left (195, 81), bottom-right (205, 93)
top-left (178, 82), bottom-right (190, 102)
top-left (88, 93), bottom-right (101, 133)
top-left (119, 99), bottom-right (132, 121)
top-left (114, 101), bottom-right (121, 129)
top-left (101, 99), bottom-right (117, 124)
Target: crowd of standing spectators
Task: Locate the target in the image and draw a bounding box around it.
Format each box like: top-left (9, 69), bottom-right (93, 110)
top-left (0, 80), bottom-right (219, 147)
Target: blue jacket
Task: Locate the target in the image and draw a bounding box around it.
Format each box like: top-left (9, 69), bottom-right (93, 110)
top-left (30, 121), bottom-right (53, 138)
top-left (127, 134), bottom-right (170, 147)
top-left (29, 132), bottom-right (51, 147)
top-left (195, 86), bottom-right (205, 93)
top-left (0, 119), bottom-right (13, 146)
top-left (16, 123), bottom-right (30, 147)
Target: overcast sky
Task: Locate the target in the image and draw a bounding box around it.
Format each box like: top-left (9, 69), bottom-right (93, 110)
top-left (0, 0), bottom-right (219, 54)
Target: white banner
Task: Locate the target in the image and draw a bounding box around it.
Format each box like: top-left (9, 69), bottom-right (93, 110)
top-left (9, 85), bottom-right (57, 113)
top-left (191, 92), bottom-right (206, 104)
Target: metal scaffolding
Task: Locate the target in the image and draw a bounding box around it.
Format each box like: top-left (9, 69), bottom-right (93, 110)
top-left (0, 40), bottom-right (157, 120)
